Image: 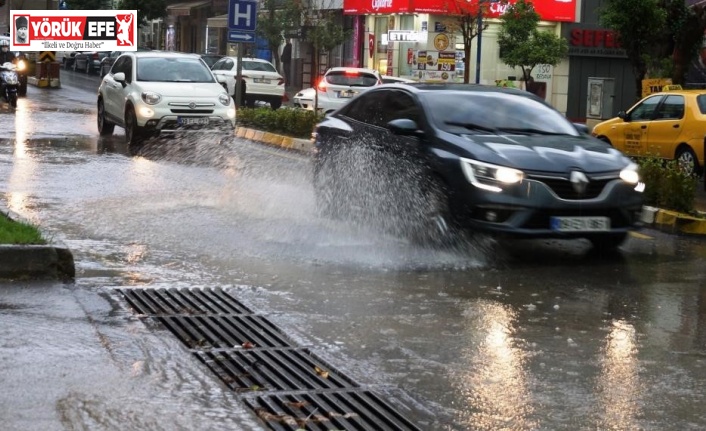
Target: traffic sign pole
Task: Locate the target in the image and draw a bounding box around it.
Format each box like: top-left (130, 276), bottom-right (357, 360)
top-left (228, 0), bottom-right (257, 108)
top-left (236, 44), bottom-right (243, 108)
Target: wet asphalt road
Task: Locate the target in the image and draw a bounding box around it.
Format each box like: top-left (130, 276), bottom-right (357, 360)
top-left (1, 70), bottom-right (706, 430)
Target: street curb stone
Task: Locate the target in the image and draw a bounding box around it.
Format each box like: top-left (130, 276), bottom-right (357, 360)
top-left (0, 208), bottom-right (75, 281)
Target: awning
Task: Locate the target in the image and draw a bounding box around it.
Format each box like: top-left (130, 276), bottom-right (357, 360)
top-left (167, 1), bottom-right (211, 17)
top-left (207, 14), bottom-right (228, 28)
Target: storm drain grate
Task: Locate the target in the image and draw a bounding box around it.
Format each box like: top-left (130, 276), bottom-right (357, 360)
top-left (118, 288), bottom-right (422, 430)
top-left (244, 390), bottom-right (422, 431)
top-left (196, 348), bottom-right (358, 392)
top-left (119, 287), bottom-right (253, 316)
top-left (158, 315), bottom-right (294, 349)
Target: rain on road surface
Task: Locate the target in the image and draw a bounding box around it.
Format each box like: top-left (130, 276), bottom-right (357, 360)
top-left (1, 71), bottom-right (706, 431)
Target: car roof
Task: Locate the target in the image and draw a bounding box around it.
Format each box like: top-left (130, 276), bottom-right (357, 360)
top-left (129, 51), bottom-right (201, 59)
top-left (325, 66), bottom-right (380, 75)
top-left (376, 82), bottom-right (542, 97)
top-left (221, 56), bottom-right (274, 63)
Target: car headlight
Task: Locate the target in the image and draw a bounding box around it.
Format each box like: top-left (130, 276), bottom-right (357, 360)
top-left (620, 162), bottom-right (641, 186)
top-left (218, 93), bottom-right (230, 106)
top-left (460, 157), bottom-right (524, 193)
top-left (141, 91), bottom-right (161, 105)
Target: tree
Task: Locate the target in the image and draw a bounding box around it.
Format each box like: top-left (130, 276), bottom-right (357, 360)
top-left (255, 0), bottom-right (302, 71)
top-left (116, 0), bottom-right (167, 27)
top-left (661, 0), bottom-right (706, 85)
top-left (599, 0), bottom-right (667, 99)
top-left (497, 0), bottom-right (567, 91)
top-left (302, 4), bottom-right (349, 111)
top-left (437, 0), bottom-right (493, 84)
top-left (64, 0), bottom-right (103, 8)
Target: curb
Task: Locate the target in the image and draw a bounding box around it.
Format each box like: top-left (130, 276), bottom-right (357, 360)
top-left (0, 208), bottom-right (75, 281)
top-left (235, 126), bottom-right (313, 154)
top-left (641, 205), bottom-right (706, 236)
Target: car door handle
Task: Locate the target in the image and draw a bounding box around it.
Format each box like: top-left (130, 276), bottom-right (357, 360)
top-left (641, 125), bottom-right (647, 129)
top-left (673, 124), bottom-right (680, 128)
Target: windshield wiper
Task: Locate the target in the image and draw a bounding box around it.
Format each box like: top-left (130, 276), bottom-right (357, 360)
top-left (497, 127), bottom-right (573, 136)
top-left (444, 121), bottom-right (498, 134)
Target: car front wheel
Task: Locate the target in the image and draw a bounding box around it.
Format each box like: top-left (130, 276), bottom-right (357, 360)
top-left (676, 146), bottom-right (700, 176)
top-left (124, 106), bottom-right (144, 147)
top-left (97, 99), bottom-right (115, 135)
top-left (410, 177), bottom-right (456, 246)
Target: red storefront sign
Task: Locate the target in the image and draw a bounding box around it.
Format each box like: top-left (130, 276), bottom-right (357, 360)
top-left (344, 0), bottom-right (576, 23)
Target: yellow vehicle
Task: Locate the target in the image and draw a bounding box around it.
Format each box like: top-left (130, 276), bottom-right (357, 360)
top-left (591, 86), bottom-right (705, 175)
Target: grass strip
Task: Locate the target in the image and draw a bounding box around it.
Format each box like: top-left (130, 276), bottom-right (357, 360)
top-left (0, 212), bottom-right (46, 245)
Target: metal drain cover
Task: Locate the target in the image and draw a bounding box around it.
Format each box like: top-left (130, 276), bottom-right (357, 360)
top-left (196, 348), bottom-right (358, 392)
top-left (158, 315), bottom-right (293, 349)
top-left (119, 287), bottom-right (253, 316)
top-left (244, 390), bottom-right (422, 431)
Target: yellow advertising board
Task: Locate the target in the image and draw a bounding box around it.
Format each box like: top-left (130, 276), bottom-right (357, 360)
top-left (641, 78), bottom-right (672, 97)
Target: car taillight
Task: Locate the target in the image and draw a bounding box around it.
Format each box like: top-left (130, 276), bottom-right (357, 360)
top-left (92, 53), bottom-right (99, 59)
top-left (277, 78), bottom-right (284, 86)
top-left (317, 79), bottom-right (326, 92)
top-left (344, 70), bottom-right (360, 76)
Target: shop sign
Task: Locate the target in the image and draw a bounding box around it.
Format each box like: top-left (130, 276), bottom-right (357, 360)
top-left (344, 0), bottom-right (576, 22)
top-left (388, 30), bottom-right (425, 42)
top-left (641, 78), bottom-right (672, 97)
top-left (567, 28), bottom-right (626, 58)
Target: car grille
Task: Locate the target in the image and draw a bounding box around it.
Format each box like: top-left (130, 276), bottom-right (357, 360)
top-left (168, 102), bottom-right (216, 115)
top-left (529, 176), bottom-right (613, 200)
top-left (170, 109), bottom-right (215, 114)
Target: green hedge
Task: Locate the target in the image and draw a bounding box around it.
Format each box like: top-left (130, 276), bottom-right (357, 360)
top-left (236, 107), bottom-right (324, 139)
top-left (638, 155), bottom-right (698, 215)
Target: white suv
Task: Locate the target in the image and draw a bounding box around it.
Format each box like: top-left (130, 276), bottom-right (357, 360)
top-left (211, 57), bottom-right (285, 109)
top-left (97, 51), bottom-right (236, 147)
top-left (293, 67), bottom-right (382, 113)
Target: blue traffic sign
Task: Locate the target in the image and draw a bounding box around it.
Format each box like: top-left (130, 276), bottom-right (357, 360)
top-left (228, 31), bottom-right (255, 42)
top-left (228, 0), bottom-right (257, 32)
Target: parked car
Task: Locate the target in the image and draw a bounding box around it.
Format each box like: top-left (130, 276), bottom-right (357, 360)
top-left (312, 83), bottom-right (645, 249)
top-left (97, 51), bottom-right (235, 147)
top-left (73, 51), bottom-right (109, 74)
top-left (591, 86), bottom-right (705, 176)
top-left (200, 53), bottom-right (223, 69)
top-left (210, 56), bottom-right (284, 109)
top-left (100, 48), bottom-right (152, 77)
top-left (60, 51), bottom-right (76, 69)
top-left (293, 67), bottom-right (383, 113)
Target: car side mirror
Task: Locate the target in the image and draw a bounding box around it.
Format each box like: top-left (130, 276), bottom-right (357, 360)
top-left (617, 110), bottom-right (627, 121)
top-left (113, 72), bottom-right (126, 86)
top-left (388, 118), bottom-right (420, 136)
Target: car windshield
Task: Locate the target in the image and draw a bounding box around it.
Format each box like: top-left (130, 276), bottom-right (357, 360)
top-left (137, 57), bottom-right (215, 83)
top-left (325, 71), bottom-right (379, 87)
top-left (242, 60), bottom-right (277, 72)
top-left (426, 91), bottom-right (580, 136)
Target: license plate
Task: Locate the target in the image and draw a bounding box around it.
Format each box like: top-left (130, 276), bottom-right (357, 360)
top-left (550, 216), bottom-right (610, 232)
top-left (337, 91), bottom-right (354, 98)
top-left (178, 117), bottom-right (209, 126)
top-left (253, 78), bottom-right (270, 84)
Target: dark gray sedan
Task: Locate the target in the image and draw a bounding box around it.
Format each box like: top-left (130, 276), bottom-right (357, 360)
top-left (312, 83), bottom-right (645, 250)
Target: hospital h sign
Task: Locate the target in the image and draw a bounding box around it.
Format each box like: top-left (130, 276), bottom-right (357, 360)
top-left (228, 0), bottom-right (257, 33)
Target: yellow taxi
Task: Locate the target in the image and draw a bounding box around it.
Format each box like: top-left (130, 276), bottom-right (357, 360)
top-left (591, 86), bottom-right (705, 175)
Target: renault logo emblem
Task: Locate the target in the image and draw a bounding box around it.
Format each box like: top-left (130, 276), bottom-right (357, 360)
top-left (188, 102), bottom-right (196, 109)
top-left (570, 171), bottom-right (589, 194)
